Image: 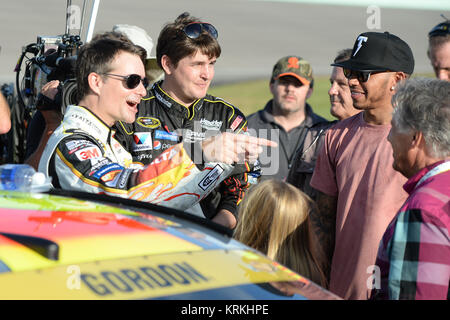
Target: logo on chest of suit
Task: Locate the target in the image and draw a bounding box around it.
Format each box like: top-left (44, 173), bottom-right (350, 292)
top-left (154, 130), bottom-right (179, 142)
top-left (132, 132), bottom-right (152, 152)
top-left (183, 129), bottom-right (206, 142)
top-left (136, 117), bottom-right (161, 129)
top-left (153, 140), bottom-right (161, 150)
top-left (200, 118), bottom-right (222, 131)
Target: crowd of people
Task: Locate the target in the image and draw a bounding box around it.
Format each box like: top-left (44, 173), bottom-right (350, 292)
top-left (0, 12), bottom-right (448, 300)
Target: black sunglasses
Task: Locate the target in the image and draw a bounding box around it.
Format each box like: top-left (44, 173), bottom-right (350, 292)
top-left (102, 73), bottom-right (149, 89)
top-left (343, 68), bottom-right (388, 83)
top-left (183, 22), bottom-right (218, 39)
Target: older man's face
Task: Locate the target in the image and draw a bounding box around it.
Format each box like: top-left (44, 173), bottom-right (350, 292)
top-left (387, 121), bottom-right (416, 178)
top-left (328, 66), bottom-right (359, 120)
top-left (429, 41), bottom-right (450, 81)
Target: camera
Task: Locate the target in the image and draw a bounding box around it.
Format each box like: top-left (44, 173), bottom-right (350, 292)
top-left (28, 34), bottom-right (82, 113)
top-left (2, 0), bottom-right (100, 163)
top-left (7, 34), bottom-right (82, 163)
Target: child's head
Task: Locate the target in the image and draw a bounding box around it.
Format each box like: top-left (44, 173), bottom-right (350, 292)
top-left (234, 179), bottom-right (327, 287)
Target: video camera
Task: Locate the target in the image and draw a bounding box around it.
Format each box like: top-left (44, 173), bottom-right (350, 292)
top-left (3, 0), bottom-right (101, 164)
top-left (17, 34), bottom-right (82, 114)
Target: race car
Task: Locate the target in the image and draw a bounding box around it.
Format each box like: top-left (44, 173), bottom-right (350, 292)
top-left (0, 188), bottom-right (340, 300)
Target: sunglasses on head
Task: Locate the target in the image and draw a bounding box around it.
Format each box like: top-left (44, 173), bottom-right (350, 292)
top-left (343, 68), bottom-right (388, 83)
top-left (428, 22), bottom-right (450, 38)
top-left (183, 22), bottom-right (218, 39)
top-left (428, 15), bottom-right (450, 38)
top-left (102, 73), bottom-right (149, 89)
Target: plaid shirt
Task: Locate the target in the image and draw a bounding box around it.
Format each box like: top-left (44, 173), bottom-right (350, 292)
top-left (372, 160), bottom-right (450, 300)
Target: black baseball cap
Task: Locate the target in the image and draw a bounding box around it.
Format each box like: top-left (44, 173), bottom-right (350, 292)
top-left (428, 19), bottom-right (450, 38)
top-left (332, 31), bottom-right (415, 75)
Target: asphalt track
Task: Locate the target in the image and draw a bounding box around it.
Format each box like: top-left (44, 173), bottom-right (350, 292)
top-left (0, 0), bottom-right (448, 85)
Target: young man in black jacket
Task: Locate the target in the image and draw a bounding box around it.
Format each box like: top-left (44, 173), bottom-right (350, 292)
top-left (114, 13), bottom-right (266, 228)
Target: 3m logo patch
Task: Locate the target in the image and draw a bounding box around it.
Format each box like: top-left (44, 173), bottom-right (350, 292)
top-left (133, 132), bottom-right (152, 152)
top-left (136, 117), bottom-right (161, 129)
top-left (198, 165), bottom-right (224, 191)
top-left (230, 116), bottom-right (243, 131)
top-left (75, 146), bottom-right (102, 161)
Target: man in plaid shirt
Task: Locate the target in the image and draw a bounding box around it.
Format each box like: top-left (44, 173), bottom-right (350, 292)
top-left (373, 78), bottom-right (450, 300)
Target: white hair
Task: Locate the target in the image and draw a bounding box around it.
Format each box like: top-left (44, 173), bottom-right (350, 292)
top-left (392, 78), bottom-right (450, 158)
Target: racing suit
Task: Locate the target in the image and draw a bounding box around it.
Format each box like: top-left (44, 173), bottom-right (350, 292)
top-left (38, 105), bottom-right (235, 211)
top-left (113, 81), bottom-right (256, 219)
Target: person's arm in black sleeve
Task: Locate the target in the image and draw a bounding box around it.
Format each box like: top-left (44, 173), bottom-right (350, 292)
top-left (25, 81), bottom-right (62, 170)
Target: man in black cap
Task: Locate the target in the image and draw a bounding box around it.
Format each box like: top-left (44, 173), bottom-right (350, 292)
top-left (427, 17), bottom-right (450, 81)
top-left (309, 32), bottom-right (414, 300)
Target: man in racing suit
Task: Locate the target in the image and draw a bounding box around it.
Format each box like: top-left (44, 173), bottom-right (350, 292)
top-left (38, 33), bottom-right (272, 213)
top-left (113, 13), bottom-right (259, 228)
top-left (114, 81), bottom-right (252, 220)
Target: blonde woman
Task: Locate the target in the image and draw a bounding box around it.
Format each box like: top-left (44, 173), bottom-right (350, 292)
top-left (234, 179), bottom-right (327, 288)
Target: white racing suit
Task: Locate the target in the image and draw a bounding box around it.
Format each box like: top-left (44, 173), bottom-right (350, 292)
top-left (38, 105), bottom-right (234, 211)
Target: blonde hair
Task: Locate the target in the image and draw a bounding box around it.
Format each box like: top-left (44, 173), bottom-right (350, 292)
top-left (234, 179), bottom-right (327, 287)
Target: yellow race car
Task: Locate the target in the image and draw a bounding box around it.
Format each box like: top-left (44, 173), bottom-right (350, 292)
top-left (0, 189), bottom-right (339, 301)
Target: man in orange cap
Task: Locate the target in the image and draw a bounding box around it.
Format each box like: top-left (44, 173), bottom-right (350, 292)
top-left (247, 56), bottom-right (330, 184)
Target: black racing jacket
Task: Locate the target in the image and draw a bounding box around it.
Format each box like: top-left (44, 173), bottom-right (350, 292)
top-left (113, 81), bottom-right (257, 219)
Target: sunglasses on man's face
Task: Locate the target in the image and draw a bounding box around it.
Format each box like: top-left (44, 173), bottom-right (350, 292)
top-left (342, 69), bottom-right (389, 83)
top-left (102, 73), bottom-right (149, 89)
top-left (183, 22), bottom-right (218, 39)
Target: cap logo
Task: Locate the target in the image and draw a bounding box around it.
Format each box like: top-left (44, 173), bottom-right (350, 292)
top-left (353, 36), bottom-right (368, 56)
top-left (287, 57), bottom-right (299, 69)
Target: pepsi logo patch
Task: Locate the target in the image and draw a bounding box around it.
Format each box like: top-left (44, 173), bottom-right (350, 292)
top-left (153, 140), bottom-right (161, 150)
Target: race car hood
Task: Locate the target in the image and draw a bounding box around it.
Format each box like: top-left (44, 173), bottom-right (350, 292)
top-left (0, 191), bottom-right (237, 272)
top-left (0, 191), bottom-right (340, 300)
